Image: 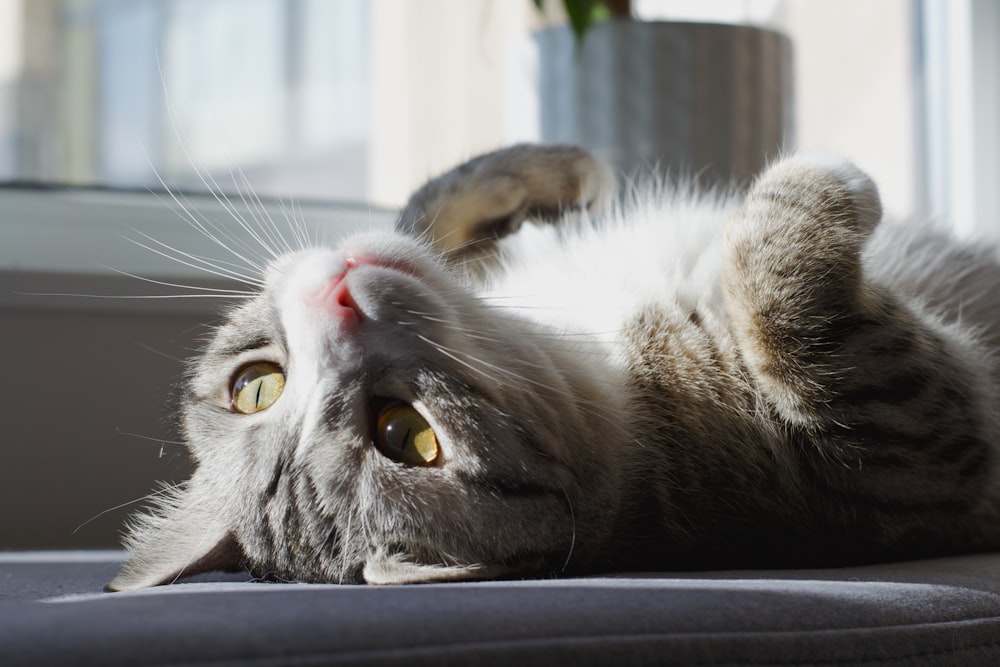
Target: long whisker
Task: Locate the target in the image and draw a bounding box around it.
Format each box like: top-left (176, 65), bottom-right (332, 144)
top-left (415, 335), bottom-right (514, 391)
top-left (133, 344), bottom-right (188, 364)
top-left (154, 52), bottom-right (281, 264)
top-left (230, 163), bottom-right (296, 255)
top-left (124, 233), bottom-right (264, 287)
top-left (72, 483), bottom-right (182, 536)
top-left (414, 329), bottom-right (641, 444)
top-left (143, 178), bottom-right (266, 273)
top-left (19, 291), bottom-right (253, 300)
top-left (399, 310), bottom-right (606, 352)
top-left (416, 334), bottom-right (582, 403)
top-left (137, 143), bottom-right (267, 272)
top-left (281, 196), bottom-right (313, 251)
top-left (114, 427), bottom-right (185, 447)
top-left (101, 267), bottom-right (259, 296)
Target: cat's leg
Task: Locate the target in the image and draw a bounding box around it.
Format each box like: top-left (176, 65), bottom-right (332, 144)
top-left (722, 155), bottom-right (997, 541)
top-left (396, 144), bottom-right (614, 269)
top-left (723, 155), bottom-right (884, 426)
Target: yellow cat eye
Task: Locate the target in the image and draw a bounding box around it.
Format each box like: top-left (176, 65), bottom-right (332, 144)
top-left (231, 362), bottom-right (286, 414)
top-left (375, 402), bottom-right (440, 466)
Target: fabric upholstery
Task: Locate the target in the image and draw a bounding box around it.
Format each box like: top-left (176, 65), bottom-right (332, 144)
top-left (3, 551), bottom-right (1000, 666)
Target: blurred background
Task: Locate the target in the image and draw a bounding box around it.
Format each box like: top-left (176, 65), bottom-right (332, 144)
top-left (1, 0), bottom-right (999, 551)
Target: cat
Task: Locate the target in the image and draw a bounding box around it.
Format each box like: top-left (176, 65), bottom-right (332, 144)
top-left (108, 144), bottom-right (1000, 591)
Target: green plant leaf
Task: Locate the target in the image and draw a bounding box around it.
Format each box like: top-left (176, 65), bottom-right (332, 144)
top-left (533, 0), bottom-right (613, 46)
top-left (564, 0), bottom-right (599, 43)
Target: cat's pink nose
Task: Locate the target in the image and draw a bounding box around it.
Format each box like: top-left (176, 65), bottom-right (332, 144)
top-left (306, 260), bottom-right (363, 323)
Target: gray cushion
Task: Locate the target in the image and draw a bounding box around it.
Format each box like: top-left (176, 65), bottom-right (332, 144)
top-left (3, 551), bottom-right (1000, 666)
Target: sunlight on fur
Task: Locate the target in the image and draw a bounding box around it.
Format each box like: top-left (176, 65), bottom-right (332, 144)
top-left (107, 144), bottom-right (1000, 591)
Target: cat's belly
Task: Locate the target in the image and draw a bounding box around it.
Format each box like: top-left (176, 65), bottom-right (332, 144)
top-left (482, 204), bottom-right (731, 361)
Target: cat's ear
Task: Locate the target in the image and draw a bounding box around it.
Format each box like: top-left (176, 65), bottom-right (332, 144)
top-left (106, 483), bottom-right (246, 592)
top-left (362, 550), bottom-right (512, 585)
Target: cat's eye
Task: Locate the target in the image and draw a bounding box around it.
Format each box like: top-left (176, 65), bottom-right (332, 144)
top-left (231, 362), bottom-right (286, 414)
top-left (374, 402), bottom-right (440, 466)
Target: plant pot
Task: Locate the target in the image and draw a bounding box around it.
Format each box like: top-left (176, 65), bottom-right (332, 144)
top-left (535, 20), bottom-right (793, 186)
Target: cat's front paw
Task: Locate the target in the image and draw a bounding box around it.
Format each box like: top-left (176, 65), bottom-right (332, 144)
top-left (396, 144), bottom-right (614, 264)
top-left (726, 153), bottom-right (885, 291)
top-left (723, 154), bottom-right (886, 423)
top-left (746, 154), bottom-right (883, 238)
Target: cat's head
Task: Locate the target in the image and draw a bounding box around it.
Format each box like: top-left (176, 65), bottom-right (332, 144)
top-left (109, 231), bottom-right (624, 590)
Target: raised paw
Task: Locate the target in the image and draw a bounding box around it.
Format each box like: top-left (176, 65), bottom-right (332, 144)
top-left (724, 154), bottom-right (885, 299)
top-left (396, 144), bottom-right (614, 266)
top-left (745, 154), bottom-right (883, 239)
top-left (722, 155), bottom-right (887, 424)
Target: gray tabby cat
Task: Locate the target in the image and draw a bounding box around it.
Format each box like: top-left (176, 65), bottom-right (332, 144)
top-left (109, 144), bottom-right (1000, 591)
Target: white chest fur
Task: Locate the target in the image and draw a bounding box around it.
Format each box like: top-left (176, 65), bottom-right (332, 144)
top-left (483, 195), bottom-right (735, 356)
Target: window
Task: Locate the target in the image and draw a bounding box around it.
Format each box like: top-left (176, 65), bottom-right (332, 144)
top-left (20, 0), bottom-right (373, 200)
top-left (2, 0), bottom-right (999, 270)
top-left (920, 0), bottom-right (1000, 240)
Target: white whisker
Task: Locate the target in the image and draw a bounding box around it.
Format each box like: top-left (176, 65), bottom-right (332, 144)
top-left (72, 484), bottom-right (181, 536)
top-left (229, 163), bottom-right (294, 255)
top-left (277, 196), bottom-right (311, 251)
top-left (19, 291), bottom-right (253, 300)
top-left (154, 53), bottom-right (282, 264)
top-left (416, 333), bottom-right (581, 403)
top-left (415, 334), bottom-right (514, 391)
top-left (134, 343), bottom-right (188, 364)
top-left (124, 233), bottom-right (263, 287)
top-left (144, 179), bottom-right (267, 272)
top-left (101, 267), bottom-right (259, 296)
top-left (114, 427), bottom-right (185, 446)
top-left (415, 329), bottom-right (636, 444)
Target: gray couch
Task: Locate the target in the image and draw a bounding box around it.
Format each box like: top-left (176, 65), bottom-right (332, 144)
top-left (3, 550), bottom-right (1000, 665)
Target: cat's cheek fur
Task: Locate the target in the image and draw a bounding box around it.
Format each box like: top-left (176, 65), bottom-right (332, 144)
top-left (106, 471), bottom-right (248, 591)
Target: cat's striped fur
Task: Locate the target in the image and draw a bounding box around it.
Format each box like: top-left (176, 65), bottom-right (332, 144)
top-left (110, 145), bottom-right (1000, 591)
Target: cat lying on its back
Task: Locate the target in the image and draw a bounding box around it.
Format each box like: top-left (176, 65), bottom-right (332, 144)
top-left (109, 145), bottom-right (1000, 591)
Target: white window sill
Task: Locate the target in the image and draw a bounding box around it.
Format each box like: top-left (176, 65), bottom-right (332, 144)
top-left (0, 186), bottom-right (395, 313)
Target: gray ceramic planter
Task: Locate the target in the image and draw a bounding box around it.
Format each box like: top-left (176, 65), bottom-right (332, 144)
top-left (536, 20), bottom-right (794, 186)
